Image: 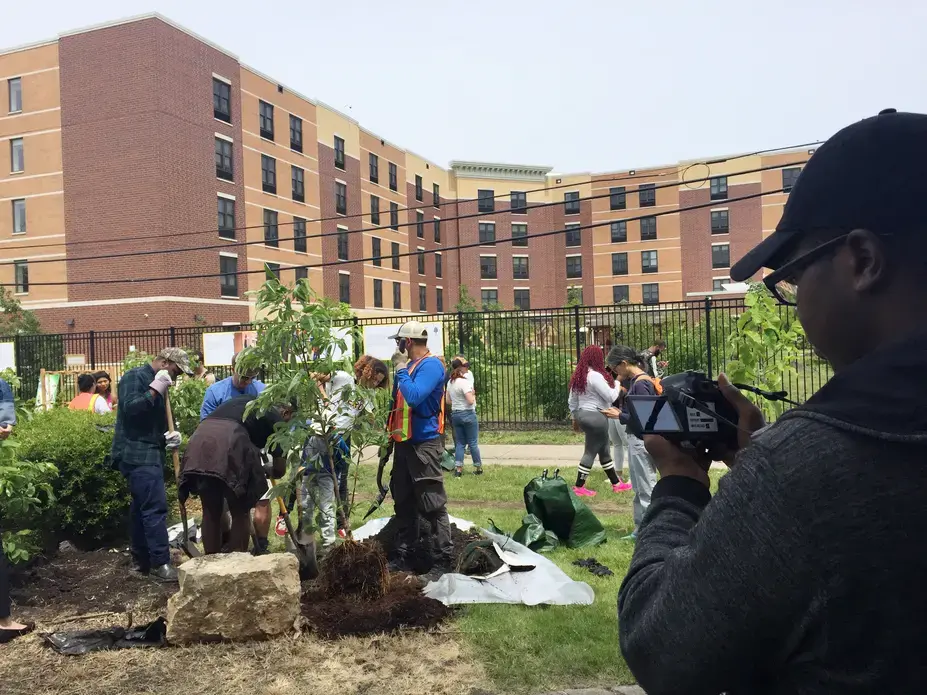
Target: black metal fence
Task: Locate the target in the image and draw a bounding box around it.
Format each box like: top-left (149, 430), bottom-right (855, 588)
top-left (2, 299), bottom-right (832, 429)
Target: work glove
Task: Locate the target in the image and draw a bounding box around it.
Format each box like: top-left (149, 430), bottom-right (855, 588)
top-left (164, 430), bottom-right (182, 450)
top-left (391, 350), bottom-right (410, 371)
top-left (149, 369), bottom-right (173, 396)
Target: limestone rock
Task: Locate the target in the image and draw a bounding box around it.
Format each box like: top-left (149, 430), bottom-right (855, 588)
top-left (166, 552), bottom-right (300, 644)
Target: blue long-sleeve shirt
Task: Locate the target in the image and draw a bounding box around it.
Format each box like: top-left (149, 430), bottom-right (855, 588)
top-left (394, 355), bottom-right (445, 442)
top-left (200, 376), bottom-right (265, 420)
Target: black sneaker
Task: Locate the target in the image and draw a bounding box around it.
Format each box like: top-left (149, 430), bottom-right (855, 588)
top-left (474, 468), bottom-right (483, 476)
top-left (149, 564), bottom-right (179, 583)
top-left (453, 469), bottom-right (462, 478)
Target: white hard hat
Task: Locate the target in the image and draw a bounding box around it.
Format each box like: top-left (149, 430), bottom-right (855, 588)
top-left (387, 320), bottom-right (429, 341)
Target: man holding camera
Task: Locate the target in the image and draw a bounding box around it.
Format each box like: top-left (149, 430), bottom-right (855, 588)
top-left (618, 110), bottom-right (927, 693)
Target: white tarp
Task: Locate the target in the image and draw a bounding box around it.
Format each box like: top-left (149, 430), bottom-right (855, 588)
top-left (354, 515), bottom-right (595, 607)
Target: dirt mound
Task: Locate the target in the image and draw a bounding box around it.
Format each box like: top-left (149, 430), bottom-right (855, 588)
top-left (373, 519), bottom-right (500, 576)
top-left (302, 544), bottom-right (451, 638)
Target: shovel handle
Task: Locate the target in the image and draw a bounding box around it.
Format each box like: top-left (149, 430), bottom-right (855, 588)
top-left (164, 392), bottom-right (182, 483)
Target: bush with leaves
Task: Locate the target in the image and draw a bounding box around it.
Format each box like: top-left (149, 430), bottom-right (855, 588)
top-left (16, 408), bottom-right (128, 548)
top-left (237, 270), bottom-right (390, 536)
top-left (521, 348), bottom-right (574, 423)
top-left (0, 438), bottom-right (56, 564)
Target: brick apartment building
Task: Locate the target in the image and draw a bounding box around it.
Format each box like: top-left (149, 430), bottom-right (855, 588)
top-left (0, 14), bottom-right (811, 331)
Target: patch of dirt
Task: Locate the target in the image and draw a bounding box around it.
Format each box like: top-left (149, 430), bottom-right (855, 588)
top-left (9, 546), bottom-right (175, 622)
top-left (372, 518), bottom-right (501, 576)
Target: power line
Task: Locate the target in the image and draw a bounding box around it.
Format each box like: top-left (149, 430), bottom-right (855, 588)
top-left (1, 159), bottom-right (806, 268)
top-left (0, 186), bottom-right (785, 288)
top-left (2, 140), bottom-right (820, 254)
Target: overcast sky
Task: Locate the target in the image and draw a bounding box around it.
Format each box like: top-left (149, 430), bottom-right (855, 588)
top-left (4, 1), bottom-right (923, 172)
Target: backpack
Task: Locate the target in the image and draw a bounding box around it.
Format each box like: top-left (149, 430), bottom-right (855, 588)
top-left (631, 373), bottom-right (663, 396)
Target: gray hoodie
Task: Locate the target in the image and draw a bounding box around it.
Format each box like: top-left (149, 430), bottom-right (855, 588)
top-left (618, 333), bottom-right (927, 694)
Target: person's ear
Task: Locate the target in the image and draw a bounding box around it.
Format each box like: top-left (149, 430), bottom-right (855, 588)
top-left (845, 228), bottom-right (888, 293)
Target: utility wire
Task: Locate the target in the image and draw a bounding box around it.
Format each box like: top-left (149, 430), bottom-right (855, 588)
top-left (2, 140), bottom-right (820, 254)
top-left (1, 160), bottom-right (805, 268)
top-left (0, 187), bottom-right (785, 288)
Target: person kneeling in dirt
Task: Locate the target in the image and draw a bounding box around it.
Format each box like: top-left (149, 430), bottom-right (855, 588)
top-left (387, 321), bottom-right (453, 579)
top-left (179, 395), bottom-right (295, 554)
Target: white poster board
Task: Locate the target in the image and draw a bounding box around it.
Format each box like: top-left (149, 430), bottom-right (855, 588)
top-left (0, 342), bottom-right (15, 371)
top-left (35, 373), bottom-right (60, 411)
top-left (204, 328), bottom-right (354, 365)
top-left (362, 322), bottom-right (445, 360)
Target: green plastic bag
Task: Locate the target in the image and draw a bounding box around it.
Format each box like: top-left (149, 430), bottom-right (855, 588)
top-left (512, 514), bottom-right (560, 553)
top-left (524, 472), bottom-right (606, 548)
top-left (440, 447), bottom-right (456, 472)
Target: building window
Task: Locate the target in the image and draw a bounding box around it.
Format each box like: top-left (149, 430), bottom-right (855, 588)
top-left (369, 153), bottom-right (379, 183)
top-left (393, 281), bottom-right (402, 308)
top-left (711, 210), bottom-right (729, 234)
top-left (479, 222), bottom-right (496, 245)
top-left (436, 287), bottom-right (444, 312)
top-left (294, 217), bottom-right (307, 253)
top-left (370, 195), bottom-right (380, 225)
top-left (373, 278), bottom-right (383, 308)
top-left (512, 256), bottom-right (529, 280)
top-left (215, 138), bottom-right (233, 180)
top-left (710, 176), bottom-right (728, 200)
top-left (259, 100), bottom-right (274, 140)
top-left (417, 249), bottom-right (426, 275)
top-left (12, 199), bottom-right (26, 235)
top-left (514, 289), bottom-right (530, 310)
top-left (642, 250), bottom-right (659, 273)
top-left (712, 243), bottom-right (731, 269)
top-left (478, 189), bottom-right (495, 213)
top-left (640, 216), bottom-right (657, 240)
top-left (295, 266), bottom-right (308, 282)
top-left (333, 136), bottom-right (345, 170)
top-left (435, 252), bottom-right (442, 278)
top-left (261, 155), bottom-right (276, 194)
top-left (481, 289), bottom-right (498, 309)
top-left (9, 137), bottom-right (23, 174)
top-left (290, 115), bottom-right (303, 152)
top-left (390, 202), bottom-right (399, 230)
top-left (372, 237), bottom-right (382, 266)
top-left (388, 162), bottom-right (398, 191)
top-left (335, 182), bottom-right (347, 215)
top-left (13, 260), bottom-right (27, 294)
top-left (610, 186), bottom-right (626, 210)
top-left (8, 78), bottom-right (22, 113)
top-left (415, 175), bottom-right (423, 201)
top-left (292, 165), bottom-right (305, 202)
top-left (782, 167), bottom-right (801, 192)
top-left (266, 262), bottom-right (281, 280)
top-left (480, 255), bottom-right (497, 279)
top-left (512, 223), bottom-right (528, 246)
top-left (564, 191), bottom-right (580, 215)
top-left (338, 230), bottom-right (349, 261)
top-left (212, 78), bottom-right (230, 122)
top-left (612, 252), bottom-right (628, 275)
top-left (433, 218), bottom-right (441, 243)
top-left (642, 283), bottom-right (659, 305)
top-left (339, 273), bottom-right (351, 303)
top-left (511, 191), bottom-right (527, 214)
top-left (217, 197), bottom-right (235, 239)
top-left (419, 284), bottom-right (427, 312)
top-left (639, 183), bottom-right (656, 207)
top-left (713, 277), bottom-right (730, 292)
top-left (433, 183), bottom-right (440, 208)
top-left (565, 223), bottom-right (581, 247)
top-left (566, 256), bottom-right (582, 279)
top-left (613, 285), bottom-right (629, 303)
top-left (220, 256), bottom-right (237, 297)
top-left (416, 211), bottom-right (424, 238)
top-left (610, 220), bottom-right (627, 243)
top-left (263, 209), bottom-right (278, 247)
top-left (391, 242), bottom-right (400, 270)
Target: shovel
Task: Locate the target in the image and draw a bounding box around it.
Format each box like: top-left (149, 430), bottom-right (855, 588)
top-left (165, 393), bottom-right (201, 559)
top-left (272, 477), bottom-right (318, 580)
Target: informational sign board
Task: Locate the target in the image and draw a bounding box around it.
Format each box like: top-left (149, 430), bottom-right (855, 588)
top-left (362, 322), bottom-right (445, 360)
top-left (35, 372), bottom-right (60, 412)
top-left (0, 342), bottom-right (15, 371)
top-left (202, 331), bottom-right (258, 367)
top-left (65, 354), bottom-right (87, 368)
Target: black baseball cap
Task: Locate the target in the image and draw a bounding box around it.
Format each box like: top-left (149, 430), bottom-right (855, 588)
top-left (731, 109), bottom-right (927, 281)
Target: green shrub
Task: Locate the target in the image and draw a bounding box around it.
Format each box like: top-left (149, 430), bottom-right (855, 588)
top-left (170, 377), bottom-right (208, 437)
top-left (522, 348), bottom-right (574, 423)
top-left (16, 408), bottom-right (129, 548)
top-left (0, 439), bottom-right (56, 564)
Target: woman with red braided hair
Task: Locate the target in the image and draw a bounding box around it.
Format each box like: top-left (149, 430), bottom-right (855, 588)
top-left (568, 345), bottom-right (632, 497)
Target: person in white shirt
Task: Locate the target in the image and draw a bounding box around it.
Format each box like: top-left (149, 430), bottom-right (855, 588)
top-left (567, 346), bottom-right (631, 497)
top-left (446, 356), bottom-right (482, 478)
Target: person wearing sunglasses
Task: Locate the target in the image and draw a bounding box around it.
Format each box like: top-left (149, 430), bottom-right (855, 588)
top-left (618, 109), bottom-right (927, 694)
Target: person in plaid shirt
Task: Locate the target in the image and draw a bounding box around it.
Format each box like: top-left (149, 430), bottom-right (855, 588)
top-left (111, 348), bottom-right (192, 582)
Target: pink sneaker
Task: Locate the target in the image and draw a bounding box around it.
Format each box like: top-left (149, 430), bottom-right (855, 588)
top-left (573, 486), bottom-right (597, 497)
top-left (613, 482), bottom-right (633, 492)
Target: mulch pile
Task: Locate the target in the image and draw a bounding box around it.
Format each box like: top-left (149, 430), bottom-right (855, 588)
top-left (302, 540), bottom-right (452, 638)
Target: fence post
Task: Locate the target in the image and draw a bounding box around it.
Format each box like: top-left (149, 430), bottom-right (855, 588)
top-left (352, 316), bottom-right (360, 361)
top-left (457, 311), bottom-right (465, 354)
top-left (88, 330), bottom-right (96, 370)
top-left (573, 305), bottom-right (581, 361)
top-left (704, 296), bottom-right (713, 378)
top-left (169, 327), bottom-right (176, 348)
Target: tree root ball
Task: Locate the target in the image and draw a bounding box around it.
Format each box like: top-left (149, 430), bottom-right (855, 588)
top-left (319, 540), bottom-right (389, 600)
